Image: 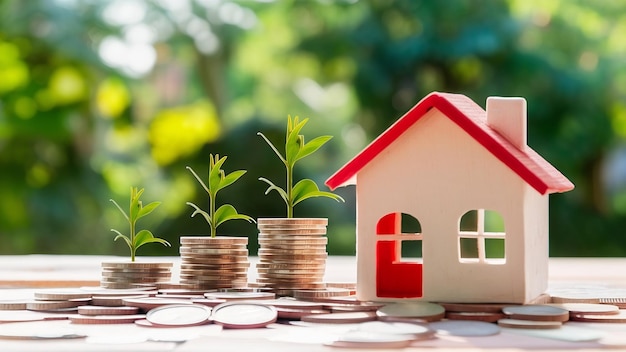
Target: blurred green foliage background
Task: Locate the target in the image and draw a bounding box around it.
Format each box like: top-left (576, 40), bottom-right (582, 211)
top-left (1, 0), bottom-right (626, 257)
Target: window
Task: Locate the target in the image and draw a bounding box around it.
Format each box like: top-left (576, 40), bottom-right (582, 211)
top-left (458, 209), bottom-right (505, 264)
top-left (377, 213), bottom-right (423, 263)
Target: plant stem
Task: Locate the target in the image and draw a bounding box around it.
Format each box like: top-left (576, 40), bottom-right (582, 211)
top-left (286, 163), bottom-right (293, 218)
top-left (210, 191), bottom-right (216, 237)
top-left (130, 219), bottom-right (136, 262)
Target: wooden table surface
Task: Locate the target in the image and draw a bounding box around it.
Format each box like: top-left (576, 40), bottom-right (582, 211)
top-left (0, 255), bottom-right (625, 351)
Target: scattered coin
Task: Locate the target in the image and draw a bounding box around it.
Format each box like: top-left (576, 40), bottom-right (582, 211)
top-left (70, 314), bottom-right (146, 324)
top-left (377, 302), bottom-right (445, 322)
top-left (27, 298), bottom-right (91, 311)
top-left (91, 294), bottom-right (149, 307)
top-left (547, 302), bottom-right (620, 316)
top-left (438, 302), bottom-right (510, 313)
top-left (356, 321), bottom-right (435, 340)
top-left (429, 320), bottom-right (501, 337)
top-left (77, 306), bottom-right (139, 316)
top-left (570, 310), bottom-right (626, 323)
top-left (502, 305), bottom-right (569, 322)
top-left (147, 304), bottom-right (212, 327)
top-left (325, 331), bottom-right (413, 349)
top-left (211, 302), bottom-right (277, 328)
top-left (204, 291), bottom-right (275, 301)
top-left (301, 311), bottom-right (377, 324)
top-left (599, 297), bottom-right (626, 308)
top-left (0, 300), bottom-right (28, 310)
top-left (276, 308), bottom-right (330, 320)
top-left (497, 318), bottom-right (562, 329)
top-left (122, 297), bottom-right (193, 311)
top-left (34, 289), bottom-right (92, 301)
top-left (445, 311), bottom-right (505, 323)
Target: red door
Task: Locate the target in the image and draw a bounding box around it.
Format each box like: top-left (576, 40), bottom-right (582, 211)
top-left (376, 213), bottom-right (423, 298)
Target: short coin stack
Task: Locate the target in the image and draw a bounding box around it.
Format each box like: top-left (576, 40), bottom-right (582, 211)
top-left (179, 236), bottom-right (250, 289)
top-left (256, 218), bottom-right (328, 295)
top-left (100, 262), bottom-right (172, 289)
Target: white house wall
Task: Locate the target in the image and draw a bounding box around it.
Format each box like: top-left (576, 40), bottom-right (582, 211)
top-left (356, 108), bottom-right (545, 303)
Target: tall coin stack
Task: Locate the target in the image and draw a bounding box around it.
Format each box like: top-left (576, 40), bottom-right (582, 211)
top-left (179, 236), bottom-right (250, 289)
top-left (100, 262), bottom-right (172, 289)
top-left (256, 218), bottom-right (328, 295)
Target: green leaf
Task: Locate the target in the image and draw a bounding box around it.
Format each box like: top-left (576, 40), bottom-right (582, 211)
top-left (257, 132), bottom-right (286, 164)
top-left (285, 118), bottom-right (308, 166)
top-left (109, 199), bottom-right (129, 222)
top-left (134, 229), bottom-right (171, 250)
top-left (186, 166), bottom-right (210, 195)
top-left (186, 202), bottom-right (212, 226)
top-left (208, 155), bottom-right (228, 194)
top-left (136, 201), bottom-right (161, 220)
top-left (129, 187), bottom-right (144, 222)
top-left (258, 177), bottom-right (288, 205)
top-left (294, 135), bottom-right (332, 163)
top-left (219, 170), bottom-right (246, 191)
top-left (292, 178), bottom-right (345, 206)
top-left (214, 204), bottom-right (255, 228)
top-left (111, 229), bottom-right (131, 249)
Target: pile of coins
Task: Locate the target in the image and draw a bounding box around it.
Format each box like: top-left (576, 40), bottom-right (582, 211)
top-left (256, 218), bottom-right (328, 295)
top-left (100, 262), bottom-right (172, 289)
top-left (179, 236), bottom-right (249, 289)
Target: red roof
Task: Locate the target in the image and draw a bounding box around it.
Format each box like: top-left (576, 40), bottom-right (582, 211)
top-left (325, 92), bottom-right (574, 195)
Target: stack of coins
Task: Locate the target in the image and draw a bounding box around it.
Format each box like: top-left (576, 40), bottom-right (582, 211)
top-left (179, 236), bottom-right (250, 289)
top-left (100, 262), bottom-right (172, 289)
top-left (256, 218), bottom-right (328, 295)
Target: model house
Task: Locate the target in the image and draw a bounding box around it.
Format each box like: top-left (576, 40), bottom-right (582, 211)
top-left (325, 92), bottom-right (574, 303)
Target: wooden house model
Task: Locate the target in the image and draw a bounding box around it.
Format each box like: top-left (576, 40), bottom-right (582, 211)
top-left (325, 92), bottom-right (574, 303)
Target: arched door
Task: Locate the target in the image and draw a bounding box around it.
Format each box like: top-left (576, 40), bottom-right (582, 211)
top-left (375, 212), bottom-right (423, 298)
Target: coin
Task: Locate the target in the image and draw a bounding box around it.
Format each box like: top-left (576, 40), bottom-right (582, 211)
top-left (204, 292), bottom-right (276, 301)
top-left (123, 297), bottom-right (193, 311)
top-left (293, 288), bottom-right (352, 299)
top-left (146, 304), bottom-right (212, 327)
top-left (180, 248), bottom-right (248, 256)
top-left (180, 236), bottom-right (248, 245)
top-left (70, 315), bottom-right (146, 324)
top-left (301, 311), bottom-right (377, 324)
top-left (377, 302), bottom-right (445, 322)
top-left (498, 318), bottom-right (562, 329)
top-left (445, 311), bottom-right (505, 323)
top-left (356, 321), bottom-right (435, 339)
top-left (27, 298), bottom-right (91, 311)
top-left (211, 302), bottom-right (278, 328)
top-left (547, 303), bottom-right (620, 316)
top-left (570, 310), bottom-right (626, 323)
top-left (0, 300), bottom-right (28, 310)
top-left (91, 295), bottom-right (149, 307)
top-left (438, 302), bottom-right (511, 313)
top-left (599, 298), bottom-right (626, 308)
top-left (325, 331), bottom-right (413, 349)
top-left (78, 306), bottom-right (140, 316)
top-left (429, 320), bottom-right (501, 336)
top-left (257, 218), bottom-right (328, 226)
top-left (502, 305), bottom-right (570, 322)
top-left (34, 289), bottom-right (92, 301)
top-left (101, 262), bottom-right (172, 269)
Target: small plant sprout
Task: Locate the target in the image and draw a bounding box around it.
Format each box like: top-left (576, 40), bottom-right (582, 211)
top-left (110, 187), bottom-right (171, 262)
top-left (186, 154), bottom-right (255, 237)
top-left (258, 115), bottom-right (344, 218)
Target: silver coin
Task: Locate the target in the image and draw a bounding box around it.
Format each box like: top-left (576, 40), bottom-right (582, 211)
top-left (147, 304), bottom-right (212, 327)
top-left (211, 302), bottom-right (277, 328)
top-left (429, 320), bottom-right (501, 336)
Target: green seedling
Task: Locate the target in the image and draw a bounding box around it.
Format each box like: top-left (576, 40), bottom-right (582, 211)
top-left (110, 187), bottom-right (171, 261)
top-left (258, 115), bottom-right (344, 218)
top-left (186, 154), bottom-right (255, 237)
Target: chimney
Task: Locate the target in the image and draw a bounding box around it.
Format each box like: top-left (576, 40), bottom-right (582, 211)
top-left (486, 96), bottom-right (527, 149)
